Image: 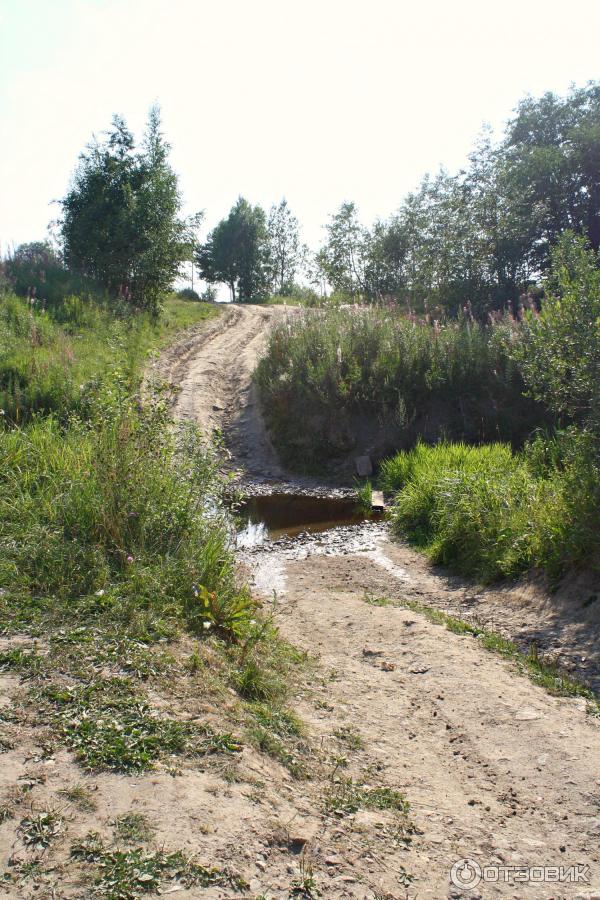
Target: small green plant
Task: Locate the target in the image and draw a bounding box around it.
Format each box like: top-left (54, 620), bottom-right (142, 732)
top-left (324, 776), bottom-right (409, 817)
top-left (363, 594), bottom-right (394, 607)
top-left (247, 699), bottom-right (306, 777)
top-left (113, 813), bottom-right (155, 844)
top-left (332, 725), bottom-right (363, 750)
top-left (5, 859), bottom-right (44, 882)
top-left (354, 479), bottom-right (373, 516)
top-left (248, 726), bottom-right (307, 779)
top-left (233, 657), bottom-right (285, 703)
top-left (251, 703), bottom-right (303, 738)
top-left (0, 803), bottom-right (15, 823)
top-left (70, 833), bottom-right (247, 898)
top-left (58, 783), bottom-right (97, 811)
top-left (18, 810), bottom-right (63, 850)
top-left (289, 856), bottom-right (321, 898)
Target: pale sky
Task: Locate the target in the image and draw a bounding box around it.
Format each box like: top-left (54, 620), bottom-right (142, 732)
top-left (1, 0), bottom-right (599, 264)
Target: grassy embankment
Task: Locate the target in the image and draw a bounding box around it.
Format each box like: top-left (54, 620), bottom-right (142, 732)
top-left (256, 306), bottom-right (550, 471)
top-left (0, 292), bottom-right (307, 828)
top-left (380, 435), bottom-right (599, 582)
top-left (256, 252), bottom-right (600, 584)
top-left (0, 292), bottom-right (217, 423)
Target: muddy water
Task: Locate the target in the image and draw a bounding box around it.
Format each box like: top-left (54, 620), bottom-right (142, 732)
top-left (236, 492), bottom-right (381, 546)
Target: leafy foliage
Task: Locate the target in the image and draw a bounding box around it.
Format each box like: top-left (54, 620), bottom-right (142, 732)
top-left (196, 197), bottom-right (269, 302)
top-left (3, 241), bottom-right (103, 307)
top-left (514, 233), bottom-right (600, 438)
top-left (61, 107), bottom-right (194, 314)
top-left (256, 306), bottom-right (551, 469)
top-left (265, 198), bottom-right (306, 295)
top-left (313, 83), bottom-right (600, 315)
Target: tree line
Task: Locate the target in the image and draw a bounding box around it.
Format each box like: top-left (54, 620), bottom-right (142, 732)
top-left (2, 82), bottom-right (599, 316)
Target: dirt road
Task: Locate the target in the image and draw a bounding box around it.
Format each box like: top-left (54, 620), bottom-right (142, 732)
top-left (161, 303), bottom-right (600, 897)
top-left (155, 303), bottom-right (290, 481)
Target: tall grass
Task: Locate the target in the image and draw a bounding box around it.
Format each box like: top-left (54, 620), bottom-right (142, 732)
top-left (0, 387), bottom-right (249, 635)
top-left (256, 306), bottom-right (550, 469)
top-left (0, 292), bottom-right (251, 637)
top-left (383, 433), bottom-right (600, 582)
top-left (0, 292), bottom-right (218, 424)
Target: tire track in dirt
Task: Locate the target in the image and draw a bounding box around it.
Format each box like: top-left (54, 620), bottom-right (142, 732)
top-left (153, 302), bottom-right (291, 480)
top-left (159, 302), bottom-right (600, 897)
top-left (276, 552), bottom-right (600, 896)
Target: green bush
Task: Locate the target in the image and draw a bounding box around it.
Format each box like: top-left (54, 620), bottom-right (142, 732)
top-left (177, 288), bottom-right (201, 301)
top-left (0, 384), bottom-right (250, 635)
top-left (3, 241), bottom-right (105, 308)
top-left (385, 434), bottom-right (600, 582)
top-left (256, 307), bottom-right (551, 469)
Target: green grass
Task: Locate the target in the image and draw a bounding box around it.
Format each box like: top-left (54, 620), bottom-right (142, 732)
top-left (324, 776), bottom-right (410, 817)
top-left (58, 783), bottom-right (98, 812)
top-left (354, 479), bottom-right (373, 516)
top-left (383, 433), bottom-right (600, 581)
top-left (33, 676), bottom-right (242, 773)
top-left (113, 813), bottom-right (155, 844)
top-left (255, 306), bottom-right (550, 470)
top-left (332, 725), bottom-right (364, 750)
top-left (0, 386), bottom-right (250, 635)
top-left (0, 292), bottom-right (218, 425)
top-left (244, 683), bottom-right (308, 778)
top-left (70, 833), bottom-right (247, 899)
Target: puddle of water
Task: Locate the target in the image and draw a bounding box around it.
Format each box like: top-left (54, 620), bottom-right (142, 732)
top-left (236, 493), bottom-right (377, 546)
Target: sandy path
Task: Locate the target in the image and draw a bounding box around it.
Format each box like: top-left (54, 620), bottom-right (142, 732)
top-left (160, 303), bottom-right (600, 897)
top-left (275, 551), bottom-right (600, 897)
top-left (154, 303), bottom-right (291, 480)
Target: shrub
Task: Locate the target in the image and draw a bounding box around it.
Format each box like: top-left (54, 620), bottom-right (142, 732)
top-left (514, 233), bottom-right (600, 440)
top-left (177, 288), bottom-right (201, 301)
top-left (386, 433), bottom-right (600, 582)
top-left (4, 241), bottom-right (104, 308)
top-left (256, 307), bottom-right (551, 469)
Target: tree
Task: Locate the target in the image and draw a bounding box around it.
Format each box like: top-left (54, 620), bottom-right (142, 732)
top-left (514, 232), bottom-right (600, 436)
top-left (366, 219), bottom-right (409, 300)
top-left (265, 199), bottom-right (304, 295)
top-left (60, 106), bottom-right (193, 313)
top-left (3, 241), bottom-right (89, 305)
top-left (502, 83), bottom-right (600, 267)
top-left (352, 83), bottom-right (600, 318)
top-left (196, 197), bottom-right (268, 302)
top-left (320, 202), bottom-right (371, 299)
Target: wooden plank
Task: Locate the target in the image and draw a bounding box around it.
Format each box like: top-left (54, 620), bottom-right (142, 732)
top-left (371, 490), bottom-right (385, 511)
